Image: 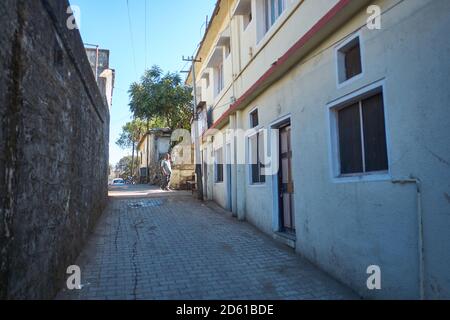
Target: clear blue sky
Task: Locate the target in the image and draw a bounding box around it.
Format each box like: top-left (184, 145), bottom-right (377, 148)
top-left (71, 0), bottom-right (216, 166)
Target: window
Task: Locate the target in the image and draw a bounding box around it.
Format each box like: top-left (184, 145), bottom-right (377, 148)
top-left (337, 36), bottom-right (362, 84)
top-left (215, 148), bottom-right (224, 183)
top-left (250, 109), bottom-right (259, 128)
top-left (264, 0), bottom-right (286, 32)
top-left (215, 62), bottom-right (224, 96)
top-left (249, 132), bottom-right (266, 184)
top-left (207, 107), bottom-right (213, 128)
top-left (337, 92), bottom-right (388, 175)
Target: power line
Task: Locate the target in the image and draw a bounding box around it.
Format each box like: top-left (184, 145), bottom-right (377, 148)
top-left (126, 0), bottom-right (138, 79)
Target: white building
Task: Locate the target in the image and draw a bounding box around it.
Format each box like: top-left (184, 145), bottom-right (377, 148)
top-left (137, 128), bottom-right (172, 184)
top-left (187, 0), bottom-right (450, 299)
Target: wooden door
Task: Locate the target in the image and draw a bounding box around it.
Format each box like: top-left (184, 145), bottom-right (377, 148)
top-left (279, 125), bottom-right (295, 233)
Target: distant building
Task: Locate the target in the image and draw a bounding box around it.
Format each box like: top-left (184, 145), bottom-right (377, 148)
top-left (85, 47), bottom-right (115, 108)
top-left (137, 128), bottom-right (173, 184)
top-left (137, 128), bottom-right (195, 189)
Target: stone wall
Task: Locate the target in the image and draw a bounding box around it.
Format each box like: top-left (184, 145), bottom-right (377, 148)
top-left (0, 0), bottom-right (110, 299)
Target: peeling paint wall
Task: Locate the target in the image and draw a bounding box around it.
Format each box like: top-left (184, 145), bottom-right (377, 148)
top-left (0, 0), bottom-right (110, 299)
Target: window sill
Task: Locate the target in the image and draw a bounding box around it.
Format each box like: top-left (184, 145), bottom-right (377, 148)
top-left (332, 172), bottom-right (391, 184)
top-left (337, 72), bottom-right (363, 90)
top-left (248, 182), bottom-right (267, 188)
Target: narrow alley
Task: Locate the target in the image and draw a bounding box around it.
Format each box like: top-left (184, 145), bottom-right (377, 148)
top-left (57, 186), bottom-right (356, 300)
top-left (2, 0), bottom-right (449, 304)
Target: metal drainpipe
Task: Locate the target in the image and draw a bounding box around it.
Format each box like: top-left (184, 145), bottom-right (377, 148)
top-left (95, 45), bottom-right (99, 81)
top-left (391, 177), bottom-right (424, 300)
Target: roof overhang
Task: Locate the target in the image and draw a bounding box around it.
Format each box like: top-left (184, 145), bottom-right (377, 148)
top-left (232, 0), bottom-right (251, 16)
top-left (201, 69), bottom-right (210, 79)
top-left (206, 47), bottom-right (224, 68)
top-left (217, 27), bottom-right (231, 46)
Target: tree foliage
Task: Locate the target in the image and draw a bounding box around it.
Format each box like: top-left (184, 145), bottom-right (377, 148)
top-left (116, 118), bottom-right (148, 150)
top-left (128, 66), bottom-right (193, 131)
top-left (115, 156), bottom-right (140, 179)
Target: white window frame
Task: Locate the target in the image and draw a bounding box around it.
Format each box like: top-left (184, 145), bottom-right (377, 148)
top-left (327, 80), bottom-right (391, 183)
top-left (215, 62), bottom-right (224, 97)
top-left (264, 0), bottom-right (286, 33)
top-left (335, 32), bottom-right (365, 89)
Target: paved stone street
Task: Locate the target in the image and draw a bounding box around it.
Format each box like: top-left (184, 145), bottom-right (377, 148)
top-left (57, 186), bottom-right (357, 300)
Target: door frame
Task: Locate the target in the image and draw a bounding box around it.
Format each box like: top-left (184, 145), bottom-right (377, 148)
top-left (226, 143), bottom-right (232, 211)
top-left (270, 115), bottom-right (295, 234)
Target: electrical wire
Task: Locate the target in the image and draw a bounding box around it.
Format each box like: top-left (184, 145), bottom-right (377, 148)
top-left (126, 0), bottom-right (138, 79)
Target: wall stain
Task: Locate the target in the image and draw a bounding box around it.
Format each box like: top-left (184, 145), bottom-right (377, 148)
top-left (444, 193), bottom-right (450, 205)
top-left (425, 146), bottom-right (450, 167)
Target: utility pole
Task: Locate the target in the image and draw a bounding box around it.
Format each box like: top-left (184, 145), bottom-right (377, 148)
top-left (182, 56), bottom-right (203, 201)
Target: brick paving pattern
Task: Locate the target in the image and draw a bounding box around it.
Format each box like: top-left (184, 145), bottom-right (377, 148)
top-left (57, 191), bottom-right (357, 300)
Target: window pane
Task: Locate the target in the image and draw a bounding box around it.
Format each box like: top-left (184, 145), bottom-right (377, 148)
top-left (345, 42), bottom-right (362, 80)
top-left (250, 110), bottom-right (259, 128)
top-left (338, 103), bottom-right (363, 174)
top-left (218, 164), bottom-right (223, 182)
top-left (270, 0), bottom-right (276, 25)
top-left (362, 93), bottom-right (388, 172)
top-left (278, 0), bottom-right (285, 16)
top-left (252, 164), bottom-right (259, 183)
top-left (258, 132), bottom-right (266, 182)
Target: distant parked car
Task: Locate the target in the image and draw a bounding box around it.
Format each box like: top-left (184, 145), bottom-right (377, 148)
top-left (112, 178), bottom-right (125, 186)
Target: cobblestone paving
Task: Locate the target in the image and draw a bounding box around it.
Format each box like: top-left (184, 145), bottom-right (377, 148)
top-left (57, 189), bottom-right (357, 300)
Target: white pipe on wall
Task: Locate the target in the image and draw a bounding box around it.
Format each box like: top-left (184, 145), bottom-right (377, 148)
top-left (392, 177), bottom-right (424, 300)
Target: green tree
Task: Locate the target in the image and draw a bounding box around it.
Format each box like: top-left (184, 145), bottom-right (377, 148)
top-left (115, 156), bottom-right (140, 180)
top-left (128, 65), bottom-right (193, 131)
top-left (116, 118), bottom-right (148, 177)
